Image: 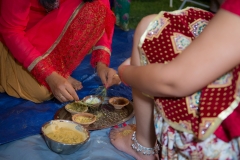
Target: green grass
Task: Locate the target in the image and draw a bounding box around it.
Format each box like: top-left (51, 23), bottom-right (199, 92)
top-left (128, 0), bottom-right (210, 29)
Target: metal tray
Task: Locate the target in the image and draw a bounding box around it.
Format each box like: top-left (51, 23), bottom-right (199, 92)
top-left (54, 101), bottom-right (134, 130)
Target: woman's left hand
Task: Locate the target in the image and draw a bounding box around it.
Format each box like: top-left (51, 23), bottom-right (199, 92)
top-left (96, 62), bottom-right (121, 88)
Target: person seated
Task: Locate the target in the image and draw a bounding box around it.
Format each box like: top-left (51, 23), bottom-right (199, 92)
top-left (110, 0), bottom-right (240, 159)
top-left (112, 0), bottom-right (131, 31)
top-left (0, 0), bottom-right (121, 103)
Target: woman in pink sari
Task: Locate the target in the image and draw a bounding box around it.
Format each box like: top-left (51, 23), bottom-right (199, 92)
top-left (110, 0), bottom-right (240, 159)
top-left (0, 0), bottom-right (120, 103)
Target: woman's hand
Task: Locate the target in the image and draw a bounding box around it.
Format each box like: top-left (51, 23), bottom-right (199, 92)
top-left (46, 72), bottom-right (79, 103)
top-left (97, 62), bottom-right (121, 88)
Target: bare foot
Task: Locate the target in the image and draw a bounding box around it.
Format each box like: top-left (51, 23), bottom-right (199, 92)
top-left (109, 125), bottom-right (158, 160)
top-left (67, 76), bottom-right (83, 91)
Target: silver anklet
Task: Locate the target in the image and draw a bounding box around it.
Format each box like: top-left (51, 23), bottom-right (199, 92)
top-left (131, 131), bottom-right (160, 155)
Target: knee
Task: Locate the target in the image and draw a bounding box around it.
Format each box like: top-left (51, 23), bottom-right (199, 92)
top-left (30, 86), bottom-right (53, 103)
top-left (130, 14), bottom-right (157, 66)
top-left (135, 14), bottom-right (158, 37)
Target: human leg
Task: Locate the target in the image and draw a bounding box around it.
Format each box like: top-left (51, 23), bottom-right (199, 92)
top-left (0, 43), bottom-right (82, 102)
top-left (110, 14), bottom-right (159, 160)
top-left (0, 42), bottom-right (52, 103)
top-left (130, 14), bottom-right (158, 155)
top-left (110, 89), bottom-right (157, 160)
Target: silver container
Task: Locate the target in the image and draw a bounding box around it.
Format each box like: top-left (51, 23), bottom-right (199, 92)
top-left (41, 120), bottom-right (90, 154)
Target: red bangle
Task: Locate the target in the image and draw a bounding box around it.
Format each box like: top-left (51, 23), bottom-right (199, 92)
top-left (119, 65), bottom-right (129, 86)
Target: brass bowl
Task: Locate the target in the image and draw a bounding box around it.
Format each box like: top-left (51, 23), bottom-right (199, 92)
top-left (41, 120), bottom-right (90, 154)
top-left (72, 112), bottom-right (96, 127)
top-left (109, 97), bottom-right (129, 110)
top-left (65, 101), bottom-right (88, 115)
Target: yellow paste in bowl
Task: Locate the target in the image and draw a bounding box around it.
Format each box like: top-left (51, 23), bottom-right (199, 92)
top-left (46, 127), bottom-right (85, 144)
top-left (74, 116), bottom-right (95, 124)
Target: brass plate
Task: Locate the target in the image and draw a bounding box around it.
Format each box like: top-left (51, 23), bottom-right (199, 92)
top-left (54, 101), bottom-right (134, 130)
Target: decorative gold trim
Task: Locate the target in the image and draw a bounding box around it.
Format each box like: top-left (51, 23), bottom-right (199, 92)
top-left (199, 97), bottom-right (240, 140)
top-left (185, 93), bottom-right (200, 117)
top-left (155, 100), bottom-right (193, 134)
top-left (198, 117), bottom-right (218, 140)
top-left (170, 33), bottom-right (192, 54)
top-left (219, 97), bottom-right (240, 120)
top-left (92, 46), bottom-right (111, 56)
top-left (138, 7), bottom-right (192, 49)
top-left (28, 57), bottom-right (43, 71)
top-left (145, 17), bottom-right (169, 41)
top-left (189, 18), bottom-right (209, 38)
top-left (207, 73), bottom-right (233, 88)
top-left (43, 3), bottom-right (85, 58)
top-left (28, 2), bottom-right (85, 71)
top-left (186, 96), bottom-right (197, 117)
top-left (156, 95), bottom-right (240, 140)
top-left (138, 12), bottom-right (164, 48)
top-left (139, 47), bottom-right (150, 66)
top-left (160, 111), bottom-right (193, 134)
top-left (234, 73), bottom-right (240, 99)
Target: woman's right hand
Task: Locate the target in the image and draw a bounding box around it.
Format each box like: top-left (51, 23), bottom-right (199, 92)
top-left (45, 72), bottom-right (79, 103)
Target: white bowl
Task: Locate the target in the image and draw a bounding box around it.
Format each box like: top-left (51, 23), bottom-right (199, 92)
top-left (82, 95), bottom-right (102, 111)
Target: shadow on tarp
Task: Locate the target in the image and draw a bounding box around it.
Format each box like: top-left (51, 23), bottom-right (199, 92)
top-left (0, 26), bottom-right (135, 145)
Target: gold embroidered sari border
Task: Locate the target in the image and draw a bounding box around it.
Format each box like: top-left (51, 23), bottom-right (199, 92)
top-left (157, 97), bottom-right (240, 140)
top-left (155, 105), bottom-right (194, 134)
top-left (28, 2), bottom-right (85, 72)
top-left (138, 7), bottom-right (192, 49)
top-left (201, 97), bottom-right (240, 140)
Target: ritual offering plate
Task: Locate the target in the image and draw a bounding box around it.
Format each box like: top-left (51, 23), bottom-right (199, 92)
top-left (54, 97), bottom-right (134, 130)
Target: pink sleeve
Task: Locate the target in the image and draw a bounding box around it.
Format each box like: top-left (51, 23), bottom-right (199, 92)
top-left (0, 0), bottom-right (42, 68)
top-left (90, 0), bottom-right (115, 67)
top-left (221, 0), bottom-right (240, 16)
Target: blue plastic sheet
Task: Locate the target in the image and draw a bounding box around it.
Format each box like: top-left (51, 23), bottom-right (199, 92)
top-left (0, 122), bottom-right (136, 160)
top-left (0, 27), bottom-right (135, 159)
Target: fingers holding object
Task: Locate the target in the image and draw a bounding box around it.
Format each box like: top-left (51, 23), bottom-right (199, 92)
top-left (112, 74), bottom-right (121, 85)
top-left (55, 86), bottom-right (79, 103)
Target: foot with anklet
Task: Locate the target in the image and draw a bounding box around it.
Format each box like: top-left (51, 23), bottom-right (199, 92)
top-left (109, 124), bottom-right (159, 160)
top-left (67, 76), bottom-right (83, 91)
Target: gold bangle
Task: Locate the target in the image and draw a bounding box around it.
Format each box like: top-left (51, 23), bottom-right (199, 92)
top-left (113, 74), bottom-right (121, 85)
top-left (113, 74), bottom-right (119, 77)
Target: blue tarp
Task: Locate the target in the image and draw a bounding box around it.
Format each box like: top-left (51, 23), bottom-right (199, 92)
top-left (0, 27), bottom-right (135, 160)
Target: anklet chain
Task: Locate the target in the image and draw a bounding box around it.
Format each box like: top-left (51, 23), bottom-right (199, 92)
top-left (131, 131), bottom-right (159, 155)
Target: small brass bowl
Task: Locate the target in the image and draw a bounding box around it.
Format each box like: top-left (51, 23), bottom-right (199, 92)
top-left (82, 95), bottom-right (102, 111)
top-left (72, 112), bottom-right (96, 127)
top-left (109, 97), bottom-right (129, 110)
top-left (65, 101), bottom-right (88, 115)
